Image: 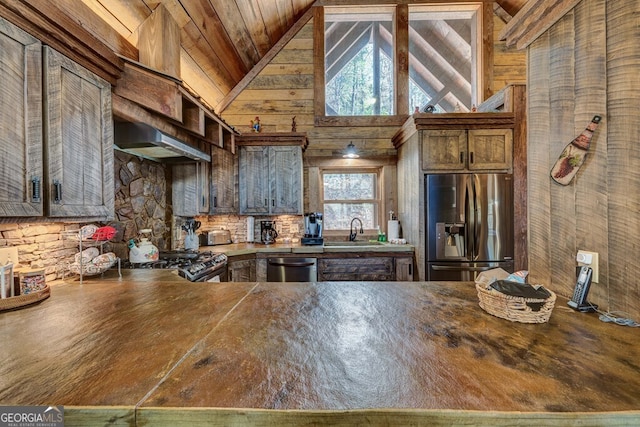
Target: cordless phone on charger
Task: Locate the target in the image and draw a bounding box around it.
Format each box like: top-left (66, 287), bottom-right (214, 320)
top-left (568, 265), bottom-right (597, 312)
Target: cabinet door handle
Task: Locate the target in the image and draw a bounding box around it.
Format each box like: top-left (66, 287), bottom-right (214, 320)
top-left (213, 196), bottom-right (217, 208)
top-left (53, 180), bottom-right (62, 204)
top-left (272, 199), bottom-right (275, 207)
top-left (460, 151), bottom-right (464, 164)
top-left (409, 263), bottom-right (413, 276)
top-left (470, 152), bottom-right (474, 164)
top-left (264, 198), bottom-right (268, 207)
top-left (31, 177), bottom-right (41, 202)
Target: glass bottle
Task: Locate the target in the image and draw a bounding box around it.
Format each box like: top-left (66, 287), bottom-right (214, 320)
top-left (550, 115), bottom-right (602, 185)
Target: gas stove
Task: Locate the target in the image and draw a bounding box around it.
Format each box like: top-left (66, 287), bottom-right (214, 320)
top-left (123, 250), bottom-right (228, 282)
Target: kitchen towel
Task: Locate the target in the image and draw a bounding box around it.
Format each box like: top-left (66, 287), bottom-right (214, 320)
top-left (247, 216), bottom-right (255, 242)
top-left (388, 220), bottom-right (400, 240)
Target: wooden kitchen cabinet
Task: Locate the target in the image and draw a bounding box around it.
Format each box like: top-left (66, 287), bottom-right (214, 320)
top-left (228, 256), bottom-right (256, 282)
top-left (1, 21), bottom-right (114, 219)
top-left (172, 161), bottom-right (209, 216)
top-left (421, 128), bottom-right (512, 172)
top-left (318, 257), bottom-right (395, 281)
top-left (210, 146), bottom-right (237, 214)
top-left (0, 17), bottom-right (43, 217)
top-left (44, 47), bottom-right (114, 218)
top-left (238, 145), bottom-right (303, 215)
top-left (395, 257), bottom-right (414, 281)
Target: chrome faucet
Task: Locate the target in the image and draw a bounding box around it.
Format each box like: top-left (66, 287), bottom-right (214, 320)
top-left (349, 217), bottom-right (364, 241)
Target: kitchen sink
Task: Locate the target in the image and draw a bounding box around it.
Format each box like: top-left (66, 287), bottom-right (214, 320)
top-left (323, 241), bottom-right (385, 247)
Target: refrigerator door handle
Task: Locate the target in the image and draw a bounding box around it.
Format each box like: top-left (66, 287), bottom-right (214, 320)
top-left (431, 265), bottom-right (495, 272)
top-left (471, 174), bottom-right (481, 259)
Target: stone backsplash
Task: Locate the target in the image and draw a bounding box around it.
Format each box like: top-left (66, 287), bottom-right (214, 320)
top-left (0, 152), bottom-right (172, 282)
top-left (187, 214), bottom-right (304, 246)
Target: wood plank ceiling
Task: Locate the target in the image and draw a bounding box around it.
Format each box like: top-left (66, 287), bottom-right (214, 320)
top-left (66, 0), bottom-right (528, 114)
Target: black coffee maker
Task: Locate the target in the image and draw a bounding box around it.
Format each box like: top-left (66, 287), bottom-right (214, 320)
top-left (301, 212), bottom-right (323, 245)
top-left (260, 220), bottom-right (278, 244)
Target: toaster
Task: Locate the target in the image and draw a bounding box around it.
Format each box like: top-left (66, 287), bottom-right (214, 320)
top-left (200, 230), bottom-right (232, 246)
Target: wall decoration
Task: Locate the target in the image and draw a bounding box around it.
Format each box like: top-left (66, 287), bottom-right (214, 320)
top-left (251, 116), bottom-right (261, 133)
top-left (550, 115), bottom-right (602, 185)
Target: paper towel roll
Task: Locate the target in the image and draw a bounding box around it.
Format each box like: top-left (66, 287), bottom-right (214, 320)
top-left (247, 216), bottom-right (255, 242)
top-left (388, 220), bottom-right (400, 240)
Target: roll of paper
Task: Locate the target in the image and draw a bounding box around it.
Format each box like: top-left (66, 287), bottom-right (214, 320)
top-left (247, 216), bottom-right (255, 242)
top-left (388, 220), bottom-right (400, 240)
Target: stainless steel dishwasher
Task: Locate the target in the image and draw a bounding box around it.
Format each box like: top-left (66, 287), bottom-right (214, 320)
top-left (267, 257), bottom-right (317, 282)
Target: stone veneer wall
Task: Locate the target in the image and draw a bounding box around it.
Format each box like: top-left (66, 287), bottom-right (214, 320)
top-left (0, 223), bottom-right (79, 282)
top-left (110, 151), bottom-right (171, 260)
top-left (0, 153), bottom-right (171, 282)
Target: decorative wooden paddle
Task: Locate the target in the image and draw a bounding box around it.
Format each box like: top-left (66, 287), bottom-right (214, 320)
top-left (550, 115), bottom-right (602, 185)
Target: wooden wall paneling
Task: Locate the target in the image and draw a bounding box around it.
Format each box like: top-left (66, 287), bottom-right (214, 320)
top-left (526, 33), bottom-right (552, 288)
top-left (572, 0), bottom-right (608, 307)
top-left (396, 132), bottom-right (423, 279)
top-left (605, 0), bottom-right (640, 316)
top-left (382, 164), bottom-right (398, 231)
top-left (547, 11), bottom-right (577, 295)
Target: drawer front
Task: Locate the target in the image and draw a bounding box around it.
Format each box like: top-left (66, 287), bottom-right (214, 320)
top-left (319, 257), bottom-right (394, 281)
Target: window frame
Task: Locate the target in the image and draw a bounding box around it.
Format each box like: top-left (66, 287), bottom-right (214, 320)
top-left (319, 166), bottom-right (383, 236)
top-left (313, 3), bottom-right (492, 126)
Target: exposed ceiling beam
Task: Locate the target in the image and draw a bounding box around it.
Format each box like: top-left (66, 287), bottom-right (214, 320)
top-left (500, 0), bottom-right (582, 49)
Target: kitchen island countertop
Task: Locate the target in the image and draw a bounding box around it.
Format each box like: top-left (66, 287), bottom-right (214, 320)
top-left (1, 270), bottom-right (639, 426)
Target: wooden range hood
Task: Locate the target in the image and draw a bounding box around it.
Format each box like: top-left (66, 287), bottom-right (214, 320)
top-left (112, 4), bottom-right (238, 155)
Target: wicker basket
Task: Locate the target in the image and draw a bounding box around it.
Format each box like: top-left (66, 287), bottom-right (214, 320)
top-left (0, 285), bottom-right (50, 312)
top-left (475, 282), bottom-right (556, 323)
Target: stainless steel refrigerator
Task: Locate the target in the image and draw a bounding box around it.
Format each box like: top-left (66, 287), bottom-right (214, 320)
top-left (425, 173), bottom-right (514, 281)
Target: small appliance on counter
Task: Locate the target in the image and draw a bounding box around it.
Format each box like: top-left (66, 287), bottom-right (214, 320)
top-left (302, 212), bottom-right (323, 245)
top-left (128, 229), bottom-right (159, 263)
top-left (199, 229), bottom-right (232, 246)
top-left (260, 220), bottom-right (278, 244)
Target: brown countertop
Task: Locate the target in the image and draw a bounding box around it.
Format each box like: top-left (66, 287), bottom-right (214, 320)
top-left (200, 241), bottom-right (414, 257)
top-left (1, 271), bottom-right (639, 426)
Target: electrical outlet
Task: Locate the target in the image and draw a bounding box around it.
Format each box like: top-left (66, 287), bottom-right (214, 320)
top-left (577, 250), bottom-right (599, 283)
top-left (291, 224), bottom-right (299, 233)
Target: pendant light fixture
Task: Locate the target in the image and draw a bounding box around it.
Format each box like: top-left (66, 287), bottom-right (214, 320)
top-left (343, 141), bottom-right (359, 158)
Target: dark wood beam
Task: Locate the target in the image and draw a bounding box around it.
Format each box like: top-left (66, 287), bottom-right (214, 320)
top-left (499, 0), bottom-right (582, 49)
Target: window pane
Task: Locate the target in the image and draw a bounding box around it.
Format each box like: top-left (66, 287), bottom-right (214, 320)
top-left (408, 6), bottom-right (478, 112)
top-left (323, 173), bottom-right (376, 200)
top-left (325, 10), bottom-right (394, 116)
top-left (324, 203), bottom-right (377, 230)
